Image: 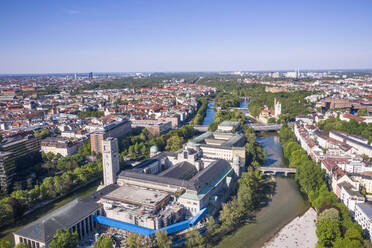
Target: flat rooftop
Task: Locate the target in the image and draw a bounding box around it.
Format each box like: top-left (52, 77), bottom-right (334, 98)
top-left (103, 185), bottom-right (170, 208)
top-left (191, 131), bottom-right (245, 148)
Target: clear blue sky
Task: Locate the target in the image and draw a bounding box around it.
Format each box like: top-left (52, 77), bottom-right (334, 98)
top-left (0, 0), bottom-right (371, 74)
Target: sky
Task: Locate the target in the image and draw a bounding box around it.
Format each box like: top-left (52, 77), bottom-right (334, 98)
top-left (0, 0), bottom-right (371, 74)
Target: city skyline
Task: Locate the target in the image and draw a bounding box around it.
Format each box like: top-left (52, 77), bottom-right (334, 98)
top-left (0, 0), bottom-right (372, 74)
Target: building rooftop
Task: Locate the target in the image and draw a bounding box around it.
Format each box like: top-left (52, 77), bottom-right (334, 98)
top-left (190, 131), bottom-right (245, 149)
top-left (158, 161), bottom-right (197, 180)
top-left (14, 184), bottom-right (117, 243)
top-left (357, 203), bottom-right (372, 219)
top-left (102, 185), bottom-right (170, 209)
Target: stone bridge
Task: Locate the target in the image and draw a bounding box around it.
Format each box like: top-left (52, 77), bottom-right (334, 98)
top-left (193, 125), bottom-right (209, 132)
top-left (259, 167), bottom-right (296, 176)
top-left (229, 107), bottom-right (249, 110)
top-left (248, 123), bottom-right (282, 132)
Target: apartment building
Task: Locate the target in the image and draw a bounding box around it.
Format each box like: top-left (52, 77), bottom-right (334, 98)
top-left (0, 134), bottom-right (41, 190)
top-left (40, 137), bottom-right (81, 157)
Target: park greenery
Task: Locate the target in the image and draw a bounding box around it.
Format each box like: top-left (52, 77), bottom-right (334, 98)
top-left (199, 80), bottom-right (313, 122)
top-left (246, 89), bottom-right (312, 122)
top-left (0, 142), bottom-right (101, 231)
top-left (118, 125), bottom-right (195, 161)
top-left (190, 98), bottom-right (208, 126)
top-left (213, 92), bottom-right (240, 109)
top-left (318, 118), bottom-right (372, 144)
top-left (280, 125), bottom-right (366, 248)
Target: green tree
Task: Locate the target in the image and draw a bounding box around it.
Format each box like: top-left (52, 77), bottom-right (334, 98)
top-left (0, 240), bottom-right (11, 248)
top-left (267, 117), bottom-right (276, 124)
top-left (317, 208), bottom-right (340, 222)
top-left (296, 161), bottom-right (325, 194)
top-left (93, 236), bottom-right (113, 248)
top-left (185, 228), bottom-right (205, 248)
top-left (155, 230), bottom-right (172, 248)
top-left (126, 233), bottom-right (145, 248)
top-left (357, 109), bottom-right (367, 116)
top-left (333, 238), bottom-right (363, 248)
top-left (205, 216), bottom-right (219, 240)
top-left (165, 135), bottom-right (184, 152)
top-left (344, 223), bottom-right (364, 241)
top-left (316, 219), bottom-right (341, 247)
top-left (14, 243), bottom-right (29, 248)
top-left (49, 229), bottom-right (78, 248)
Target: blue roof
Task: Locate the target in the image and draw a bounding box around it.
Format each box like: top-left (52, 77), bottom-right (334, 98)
top-left (190, 208), bottom-right (207, 226)
top-left (93, 215), bottom-right (153, 236)
top-left (156, 220), bottom-right (190, 235)
top-left (93, 208), bottom-right (208, 236)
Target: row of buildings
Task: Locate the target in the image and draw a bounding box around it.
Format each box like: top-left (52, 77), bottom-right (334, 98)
top-left (293, 118), bottom-right (372, 238)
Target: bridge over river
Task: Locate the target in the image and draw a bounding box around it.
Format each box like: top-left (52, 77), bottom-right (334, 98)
top-left (259, 167), bottom-right (296, 176)
top-left (193, 123), bottom-right (282, 133)
top-left (248, 123), bottom-right (282, 131)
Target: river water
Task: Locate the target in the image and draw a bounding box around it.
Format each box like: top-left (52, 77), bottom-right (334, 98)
top-left (200, 101), bottom-right (309, 248)
top-left (202, 101), bottom-right (216, 126)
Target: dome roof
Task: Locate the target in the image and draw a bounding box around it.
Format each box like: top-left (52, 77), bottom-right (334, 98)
top-left (150, 145), bottom-right (159, 153)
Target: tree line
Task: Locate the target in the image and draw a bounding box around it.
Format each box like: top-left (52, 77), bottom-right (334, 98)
top-left (0, 142), bottom-right (101, 231)
top-left (190, 98), bottom-right (208, 126)
top-left (318, 118), bottom-right (372, 144)
top-left (280, 125), bottom-right (368, 248)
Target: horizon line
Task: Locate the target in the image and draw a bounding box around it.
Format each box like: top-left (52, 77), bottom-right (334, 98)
top-left (1, 68), bottom-right (372, 76)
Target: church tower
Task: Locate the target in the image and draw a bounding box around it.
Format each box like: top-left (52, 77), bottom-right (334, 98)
top-left (102, 137), bottom-right (120, 186)
top-left (274, 98), bottom-right (281, 118)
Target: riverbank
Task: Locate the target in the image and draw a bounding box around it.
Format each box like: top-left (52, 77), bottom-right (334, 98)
top-left (215, 133), bottom-right (309, 248)
top-left (263, 208), bottom-right (317, 248)
top-left (216, 177), bottom-right (309, 248)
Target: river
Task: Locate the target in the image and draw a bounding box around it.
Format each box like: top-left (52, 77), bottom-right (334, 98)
top-left (200, 101), bottom-right (309, 248)
top-left (202, 101), bottom-right (216, 126)
top-left (216, 134), bottom-right (309, 248)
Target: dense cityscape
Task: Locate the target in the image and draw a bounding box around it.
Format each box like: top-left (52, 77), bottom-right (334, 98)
top-left (0, 70), bottom-right (370, 248)
top-left (1, 0), bottom-right (372, 248)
